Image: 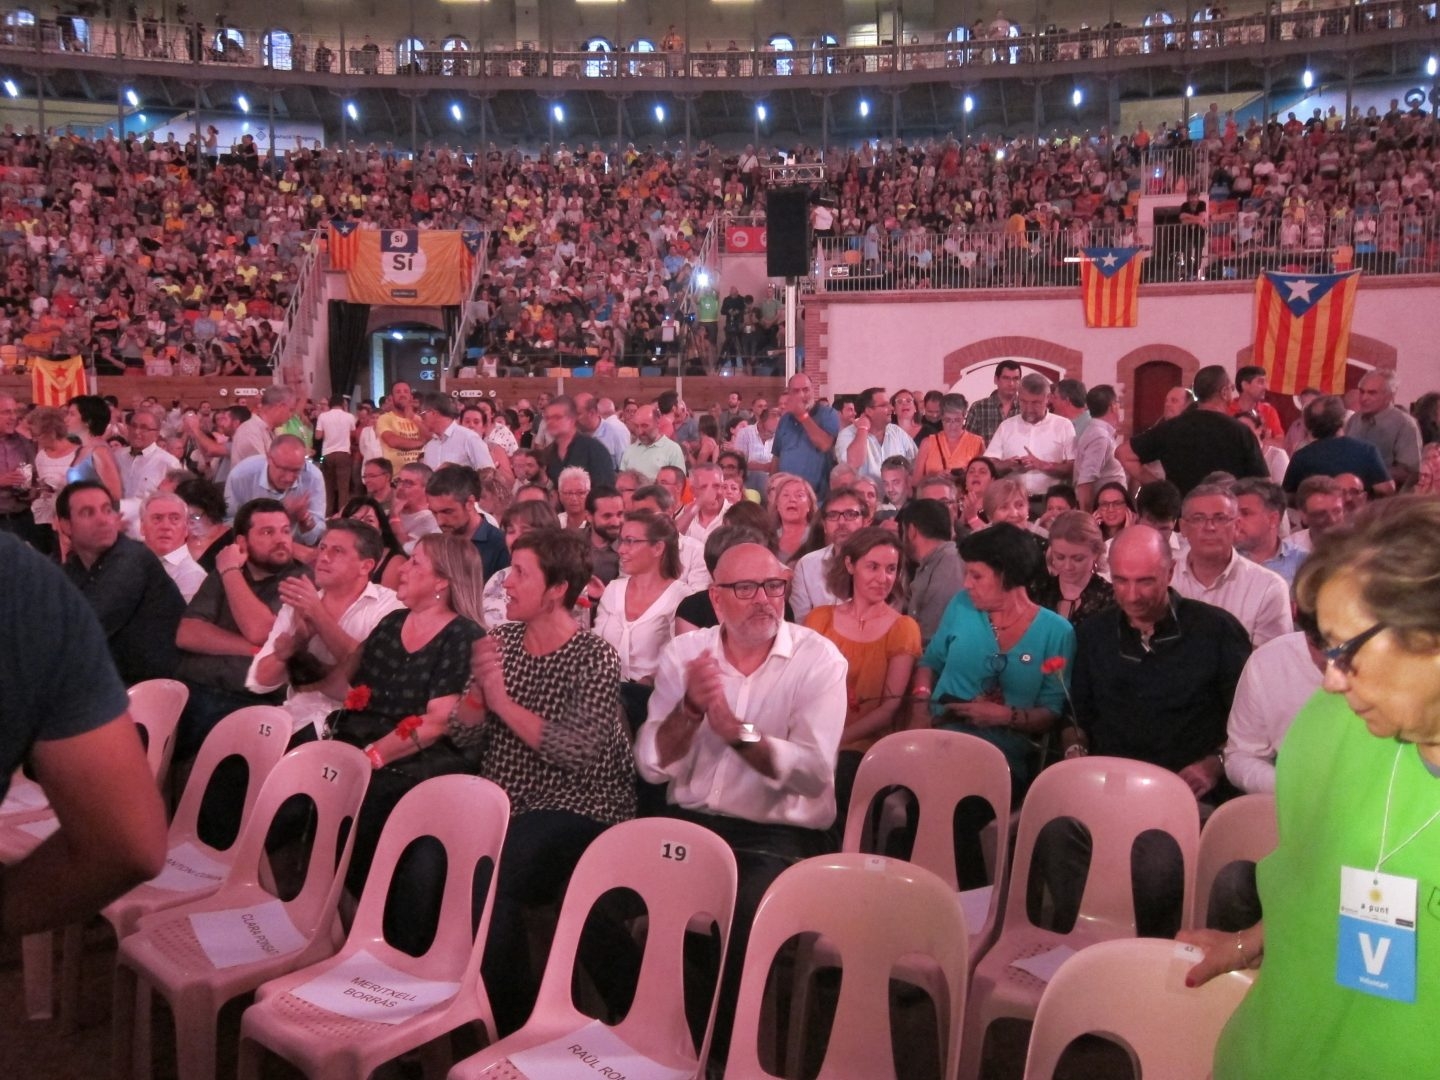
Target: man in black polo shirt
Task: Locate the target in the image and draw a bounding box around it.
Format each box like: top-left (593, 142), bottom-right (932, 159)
top-left (1046, 525), bottom-right (1252, 935)
top-left (1119, 365), bottom-right (1268, 495)
top-left (541, 394), bottom-right (615, 490)
top-left (57, 480), bottom-right (185, 686)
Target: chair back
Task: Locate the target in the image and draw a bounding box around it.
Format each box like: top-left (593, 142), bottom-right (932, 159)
top-left (128, 679), bottom-right (189, 785)
top-left (214, 741), bottom-right (371, 936)
top-left (530, 819), bottom-right (738, 1067)
top-left (168, 706), bottom-right (291, 856)
top-left (1021, 939), bottom-right (1254, 1080)
top-left (1005, 756), bottom-right (1201, 938)
top-left (844, 729), bottom-right (1012, 890)
top-left (729, 854), bottom-right (968, 1080)
top-left (1190, 793), bottom-right (1278, 931)
top-left (348, 775), bottom-right (510, 979)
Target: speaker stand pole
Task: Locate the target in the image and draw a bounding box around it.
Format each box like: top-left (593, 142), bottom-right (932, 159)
top-left (784, 276), bottom-right (798, 379)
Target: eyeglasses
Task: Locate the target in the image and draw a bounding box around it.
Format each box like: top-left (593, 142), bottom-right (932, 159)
top-left (1097, 499), bottom-right (1129, 510)
top-left (824, 509), bottom-right (864, 523)
top-left (1322, 621), bottom-right (1386, 675)
top-left (616, 535), bottom-right (654, 547)
top-left (713, 578), bottom-right (788, 600)
top-left (1182, 513), bottom-right (1236, 529)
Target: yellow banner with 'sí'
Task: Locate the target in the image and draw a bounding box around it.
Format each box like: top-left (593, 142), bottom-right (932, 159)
top-left (346, 229), bottom-right (464, 306)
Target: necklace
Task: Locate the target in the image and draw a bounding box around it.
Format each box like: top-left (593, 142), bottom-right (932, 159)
top-left (1375, 745), bottom-right (1440, 873)
top-left (988, 602), bottom-right (1031, 632)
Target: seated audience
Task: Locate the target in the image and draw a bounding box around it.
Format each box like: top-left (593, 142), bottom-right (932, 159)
top-left (767, 471), bottom-right (818, 565)
top-left (911, 393), bottom-right (984, 482)
top-left (339, 495), bottom-right (408, 591)
top-left (139, 491), bottom-right (206, 602)
top-left (1030, 509), bottom-right (1115, 625)
top-left (790, 485), bottom-right (872, 621)
top-left (223, 435), bottom-right (326, 546)
top-left (1223, 612), bottom-right (1326, 796)
top-left (1233, 477), bottom-right (1308, 586)
top-left (897, 497), bottom-right (965, 646)
top-left (426, 464), bottom-right (510, 582)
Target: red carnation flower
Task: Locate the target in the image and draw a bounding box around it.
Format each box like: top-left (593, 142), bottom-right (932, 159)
top-left (394, 715), bottom-right (424, 745)
top-left (343, 685), bottom-right (372, 711)
top-left (1041, 656), bottom-right (1067, 676)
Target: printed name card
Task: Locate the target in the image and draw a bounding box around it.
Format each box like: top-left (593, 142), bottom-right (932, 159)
top-left (17, 814), bottom-right (59, 841)
top-left (289, 949), bottom-right (461, 1025)
top-left (148, 842), bottom-right (229, 894)
top-left (506, 1019), bottom-right (692, 1080)
top-left (0, 779), bottom-right (48, 814)
top-left (959, 885), bottom-right (994, 930)
top-left (1008, 944), bottom-right (1077, 985)
top-left (188, 898), bottom-right (307, 970)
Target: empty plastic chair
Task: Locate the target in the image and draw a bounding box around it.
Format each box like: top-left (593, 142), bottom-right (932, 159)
top-left (238, 775), bottom-right (510, 1080)
top-left (449, 818), bottom-right (738, 1080)
top-left (1189, 793), bottom-right (1277, 931)
top-left (571, 364), bottom-right (595, 377)
top-left (127, 678), bottom-right (190, 789)
top-left (112, 741), bottom-right (371, 1080)
top-left (728, 854), bottom-right (969, 1080)
top-left (960, 756), bottom-right (1201, 1080)
top-left (1021, 939), bottom-right (1254, 1080)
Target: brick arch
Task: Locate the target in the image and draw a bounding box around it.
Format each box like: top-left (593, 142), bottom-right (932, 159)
top-left (1115, 344), bottom-right (1202, 397)
top-left (1233, 331), bottom-right (1397, 373)
top-left (941, 336), bottom-right (1082, 385)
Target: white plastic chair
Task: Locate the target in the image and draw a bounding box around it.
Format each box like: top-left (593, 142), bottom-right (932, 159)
top-left (1189, 793), bottom-right (1278, 931)
top-left (448, 818), bottom-right (739, 1080)
top-left (112, 740), bottom-right (371, 1080)
top-left (5, 679), bottom-right (189, 1024)
top-left (728, 853), bottom-right (969, 1080)
top-left (960, 756), bottom-right (1201, 1080)
top-left (1021, 939), bottom-right (1255, 1080)
top-left (237, 775), bottom-right (511, 1080)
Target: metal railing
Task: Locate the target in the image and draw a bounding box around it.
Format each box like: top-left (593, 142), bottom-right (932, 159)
top-left (269, 229), bottom-right (320, 376)
top-left (815, 210), bottom-right (1440, 292)
top-left (445, 233), bottom-right (492, 378)
top-left (0, 1), bottom-right (1432, 80)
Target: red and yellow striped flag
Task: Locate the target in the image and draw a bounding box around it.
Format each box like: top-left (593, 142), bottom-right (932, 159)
top-left (327, 219), bottom-right (359, 271)
top-left (1080, 247), bottom-right (1143, 327)
top-left (1252, 269), bottom-right (1360, 394)
top-left (30, 355), bottom-right (86, 406)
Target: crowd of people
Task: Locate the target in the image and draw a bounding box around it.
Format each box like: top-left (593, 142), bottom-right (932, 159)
top-left (3, 350), bottom-right (1439, 1072)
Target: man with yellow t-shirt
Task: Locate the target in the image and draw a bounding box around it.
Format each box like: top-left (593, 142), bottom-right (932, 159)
top-left (375, 381), bottom-right (426, 470)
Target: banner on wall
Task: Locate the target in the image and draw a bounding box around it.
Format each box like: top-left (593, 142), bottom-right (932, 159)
top-left (30, 356), bottom-right (87, 405)
top-left (725, 225), bottom-right (767, 253)
top-left (1079, 247), bottom-right (1144, 328)
top-left (327, 219), bottom-right (360, 271)
top-left (1252, 269), bottom-right (1360, 395)
top-left (346, 229), bottom-right (466, 306)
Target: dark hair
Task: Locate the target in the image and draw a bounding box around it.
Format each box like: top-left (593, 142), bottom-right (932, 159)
top-left (1297, 474), bottom-right (1342, 505)
top-left (698, 414), bottom-right (719, 440)
top-left (362, 457), bottom-right (395, 478)
top-left (422, 392), bottom-right (460, 419)
top-left (1136, 479), bottom-right (1183, 522)
top-left (1304, 394), bottom-right (1346, 440)
top-left (586, 485), bottom-right (622, 514)
top-left (994, 359), bottom-right (1023, 379)
top-left (1055, 378), bottom-right (1087, 409)
top-left (175, 476), bottom-right (227, 524)
top-left (825, 526), bottom-right (904, 602)
top-left (1193, 365), bottom-right (1231, 403)
top-left (657, 465), bottom-right (687, 489)
top-left (544, 394), bottom-right (577, 419)
top-left (722, 499), bottom-right (771, 537)
top-left (656, 389), bottom-right (678, 415)
top-left (324, 517), bottom-right (383, 564)
top-left (234, 497), bottom-right (289, 537)
top-left (1086, 384), bottom-right (1118, 418)
top-left (632, 483), bottom-right (674, 511)
top-left (718, 448), bottom-right (746, 474)
top-left (962, 456), bottom-right (1000, 490)
top-left (897, 498), bottom-right (954, 542)
top-left (856, 386), bottom-right (886, 413)
top-left (340, 495), bottom-right (404, 557)
top-left (881, 455), bottom-right (911, 475)
top-left (56, 479), bottom-right (117, 519)
top-left (69, 394), bottom-right (110, 437)
top-left (959, 522), bottom-right (1043, 590)
top-left (1233, 477), bottom-right (1286, 516)
top-left (501, 499), bottom-right (560, 532)
top-left (623, 510), bottom-right (683, 580)
top-left (940, 392), bottom-right (968, 414)
top-left (425, 463), bottom-right (481, 502)
top-left (225, 405), bottom-right (252, 425)
top-left (1235, 365), bottom-right (1267, 391)
top-left (703, 522), bottom-right (772, 573)
top-left (511, 527), bottom-right (592, 608)
top-left (1045, 483), bottom-right (1079, 510)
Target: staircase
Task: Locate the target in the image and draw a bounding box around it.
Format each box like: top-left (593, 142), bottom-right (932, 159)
top-left (270, 232), bottom-right (331, 398)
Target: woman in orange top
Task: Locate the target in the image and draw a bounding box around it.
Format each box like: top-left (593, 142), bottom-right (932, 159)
top-left (912, 393), bottom-right (985, 483)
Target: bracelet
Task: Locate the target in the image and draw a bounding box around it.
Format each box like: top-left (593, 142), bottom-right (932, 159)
top-left (363, 745), bottom-right (384, 770)
top-left (1234, 933), bottom-right (1249, 969)
top-left (912, 686), bottom-right (931, 698)
top-left (1010, 706), bottom-right (1021, 727)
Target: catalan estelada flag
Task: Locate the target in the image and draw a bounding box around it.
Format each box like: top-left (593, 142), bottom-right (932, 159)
top-left (327, 219), bottom-right (359, 271)
top-left (1252, 269), bottom-right (1360, 394)
top-left (30, 356), bottom-right (86, 405)
top-left (460, 230), bottom-right (484, 281)
top-left (1080, 247), bottom-right (1143, 327)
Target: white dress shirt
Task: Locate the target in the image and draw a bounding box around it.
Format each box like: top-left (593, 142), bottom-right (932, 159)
top-left (1172, 548), bottom-right (1294, 647)
top-left (122, 442), bottom-right (182, 500)
top-left (635, 622), bottom-right (847, 829)
top-left (421, 420), bottom-right (495, 471)
top-left (314, 408), bottom-right (357, 458)
top-left (357, 425), bottom-right (383, 464)
top-left (684, 501), bottom-right (735, 545)
top-left (1224, 631), bottom-right (1323, 794)
top-left (832, 422), bottom-right (918, 483)
top-left (985, 412), bottom-right (1077, 496)
top-left (593, 415), bottom-right (632, 469)
top-left (246, 582), bottom-right (405, 736)
top-left (594, 578), bottom-right (692, 682)
top-left (789, 545), bottom-right (839, 623)
top-left (159, 544), bottom-right (207, 603)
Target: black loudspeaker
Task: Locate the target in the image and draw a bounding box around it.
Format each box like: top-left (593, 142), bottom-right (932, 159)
top-left (767, 186), bottom-right (811, 278)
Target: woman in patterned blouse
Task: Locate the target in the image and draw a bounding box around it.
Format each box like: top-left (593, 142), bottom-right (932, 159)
top-left (449, 527), bottom-right (636, 1034)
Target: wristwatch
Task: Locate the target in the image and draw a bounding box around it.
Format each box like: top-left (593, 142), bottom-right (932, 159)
top-left (732, 721), bottom-right (761, 748)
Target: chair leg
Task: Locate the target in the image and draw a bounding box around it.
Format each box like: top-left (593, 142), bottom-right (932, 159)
top-left (111, 963), bottom-right (137, 1080)
top-left (59, 921), bottom-right (86, 1033)
top-left (235, 1035), bottom-right (264, 1080)
top-left (21, 931), bottom-right (54, 1020)
top-left (419, 1034), bottom-right (453, 1080)
top-left (173, 994), bottom-right (219, 1080)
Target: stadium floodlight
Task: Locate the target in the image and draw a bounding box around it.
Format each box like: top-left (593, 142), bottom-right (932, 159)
top-left (756, 103), bottom-right (768, 122)
top-left (124, 88), bottom-right (139, 107)
top-left (859, 99), bottom-right (870, 118)
top-left (552, 103), bottom-right (565, 123)
top-left (450, 103), bottom-right (463, 122)
top-left (1302, 69), bottom-right (1314, 89)
top-left (345, 101), bottom-right (358, 121)
top-left (654, 104), bottom-right (665, 122)
top-left (237, 94), bottom-right (250, 113)
top-left (3, 80), bottom-right (17, 99)
top-left (963, 94), bottom-right (974, 114)
top-left (1071, 87), bottom-right (1083, 108)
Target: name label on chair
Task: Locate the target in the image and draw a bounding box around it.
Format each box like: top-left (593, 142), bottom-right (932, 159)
top-left (149, 842), bottom-right (228, 894)
top-left (1337, 866), bottom-right (1417, 1003)
top-left (507, 1019), bottom-right (691, 1080)
top-left (289, 949), bottom-right (461, 1025)
top-left (189, 898), bottom-right (307, 970)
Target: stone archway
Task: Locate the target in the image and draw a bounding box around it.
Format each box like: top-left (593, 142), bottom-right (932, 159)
top-left (1115, 344), bottom-right (1202, 435)
top-left (941, 336), bottom-right (1082, 385)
